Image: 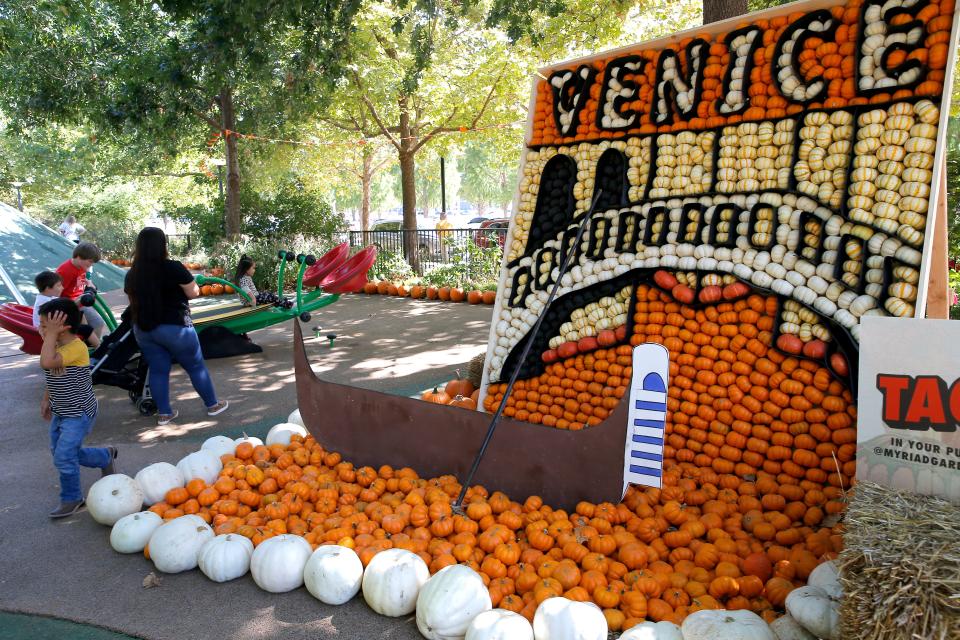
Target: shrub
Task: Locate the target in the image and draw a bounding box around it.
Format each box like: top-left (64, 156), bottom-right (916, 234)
top-left (41, 185), bottom-right (150, 257)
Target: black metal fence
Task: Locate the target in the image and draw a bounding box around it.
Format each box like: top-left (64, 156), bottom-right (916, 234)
top-left (349, 227), bottom-right (507, 276)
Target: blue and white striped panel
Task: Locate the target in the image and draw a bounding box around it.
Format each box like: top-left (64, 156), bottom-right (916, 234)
top-left (623, 343), bottom-right (670, 493)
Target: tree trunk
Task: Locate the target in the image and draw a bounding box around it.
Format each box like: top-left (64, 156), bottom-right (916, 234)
top-left (398, 95), bottom-right (420, 273)
top-left (361, 150), bottom-right (372, 231)
top-left (220, 86), bottom-right (242, 238)
top-left (703, 0), bottom-right (747, 24)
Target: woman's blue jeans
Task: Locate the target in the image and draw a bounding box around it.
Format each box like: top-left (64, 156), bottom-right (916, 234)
top-left (134, 323), bottom-right (219, 415)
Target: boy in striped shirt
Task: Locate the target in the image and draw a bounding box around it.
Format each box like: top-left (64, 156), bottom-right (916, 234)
top-left (38, 298), bottom-right (117, 518)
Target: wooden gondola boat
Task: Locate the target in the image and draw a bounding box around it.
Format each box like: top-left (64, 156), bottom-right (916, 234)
top-left (294, 321), bottom-right (629, 509)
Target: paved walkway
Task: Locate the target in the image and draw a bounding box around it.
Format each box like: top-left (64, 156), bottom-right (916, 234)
top-left (0, 295), bottom-right (493, 640)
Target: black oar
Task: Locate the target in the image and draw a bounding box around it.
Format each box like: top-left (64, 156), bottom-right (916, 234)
top-left (454, 190), bottom-right (604, 510)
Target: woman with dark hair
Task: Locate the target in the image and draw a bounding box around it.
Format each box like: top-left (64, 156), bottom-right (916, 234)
top-left (125, 227), bottom-right (228, 426)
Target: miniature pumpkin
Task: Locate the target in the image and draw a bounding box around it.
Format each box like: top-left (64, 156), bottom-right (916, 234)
top-left (423, 387), bottom-right (452, 404)
top-left (445, 371), bottom-right (475, 398)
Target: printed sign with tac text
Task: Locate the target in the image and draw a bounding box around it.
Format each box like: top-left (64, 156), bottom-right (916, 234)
top-left (858, 316), bottom-right (960, 503)
top-left (623, 343), bottom-right (670, 495)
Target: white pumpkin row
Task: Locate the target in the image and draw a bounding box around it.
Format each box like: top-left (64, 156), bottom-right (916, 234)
top-left (550, 285), bottom-right (632, 347)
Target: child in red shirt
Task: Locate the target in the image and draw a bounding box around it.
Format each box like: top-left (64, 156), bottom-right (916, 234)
top-left (56, 242), bottom-right (106, 337)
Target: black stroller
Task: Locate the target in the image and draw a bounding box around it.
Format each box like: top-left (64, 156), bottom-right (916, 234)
top-left (90, 312), bottom-right (156, 415)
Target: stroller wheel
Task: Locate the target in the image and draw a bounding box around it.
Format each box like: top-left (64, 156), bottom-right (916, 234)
top-left (137, 398), bottom-right (157, 416)
top-left (129, 390), bottom-right (139, 403)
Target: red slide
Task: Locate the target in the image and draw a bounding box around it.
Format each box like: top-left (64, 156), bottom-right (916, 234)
top-left (302, 242), bottom-right (350, 288)
top-left (0, 303), bottom-right (42, 355)
top-left (320, 246), bottom-right (377, 294)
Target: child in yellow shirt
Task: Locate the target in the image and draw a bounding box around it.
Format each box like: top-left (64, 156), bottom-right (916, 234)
top-left (38, 298), bottom-right (117, 518)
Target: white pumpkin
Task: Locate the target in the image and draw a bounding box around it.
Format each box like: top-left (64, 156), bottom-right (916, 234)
top-left (176, 450), bottom-right (222, 485)
top-left (287, 408), bottom-right (304, 427)
top-left (304, 545), bottom-right (364, 605)
top-left (466, 609), bottom-right (534, 640)
top-left (807, 560), bottom-right (842, 597)
top-left (250, 534), bottom-right (312, 593)
top-left (619, 621), bottom-right (684, 640)
top-left (681, 610), bottom-right (776, 640)
top-left (416, 564), bottom-right (492, 639)
top-left (148, 515), bottom-right (214, 573)
top-left (198, 534), bottom-right (254, 583)
top-left (134, 462), bottom-right (184, 506)
top-left (110, 511), bottom-right (162, 553)
top-left (770, 614), bottom-right (817, 640)
top-left (361, 548), bottom-right (430, 617)
top-left (785, 585), bottom-right (841, 640)
top-left (201, 435), bottom-right (236, 459)
top-left (532, 598), bottom-right (607, 640)
top-left (86, 474), bottom-right (144, 525)
top-left (265, 422), bottom-right (308, 446)
top-left (234, 435), bottom-right (263, 448)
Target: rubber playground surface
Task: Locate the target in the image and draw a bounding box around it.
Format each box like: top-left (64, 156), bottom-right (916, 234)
top-left (0, 294), bottom-right (492, 639)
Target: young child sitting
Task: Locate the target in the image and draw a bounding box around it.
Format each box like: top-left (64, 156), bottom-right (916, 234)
top-left (56, 242), bottom-right (107, 338)
top-left (33, 271), bottom-right (100, 348)
top-left (38, 298), bottom-right (117, 518)
top-left (234, 255), bottom-right (258, 306)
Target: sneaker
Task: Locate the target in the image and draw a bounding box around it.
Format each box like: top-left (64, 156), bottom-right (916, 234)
top-left (206, 400), bottom-right (229, 416)
top-left (101, 446), bottom-right (118, 477)
top-left (50, 500), bottom-right (85, 519)
top-left (157, 410), bottom-right (179, 426)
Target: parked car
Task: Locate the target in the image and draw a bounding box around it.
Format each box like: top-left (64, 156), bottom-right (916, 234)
top-left (369, 219), bottom-right (441, 260)
top-left (465, 216), bottom-right (490, 229)
top-left (474, 218), bottom-right (510, 249)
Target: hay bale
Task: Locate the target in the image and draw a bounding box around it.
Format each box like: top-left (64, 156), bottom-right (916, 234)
top-left (838, 481), bottom-right (960, 640)
top-left (465, 352), bottom-right (486, 389)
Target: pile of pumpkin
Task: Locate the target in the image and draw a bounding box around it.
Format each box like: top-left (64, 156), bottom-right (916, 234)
top-left (85, 409), bottom-right (843, 639)
top-left (362, 281), bottom-right (497, 305)
top-left (199, 282), bottom-right (236, 297)
top-left (109, 258), bottom-right (132, 267)
top-left (421, 372), bottom-right (481, 411)
top-left (485, 283), bottom-right (858, 500)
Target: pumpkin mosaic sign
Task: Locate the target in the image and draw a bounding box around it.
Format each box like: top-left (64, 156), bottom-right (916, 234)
top-left (483, 0), bottom-right (957, 389)
top-left (481, 0), bottom-right (958, 490)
